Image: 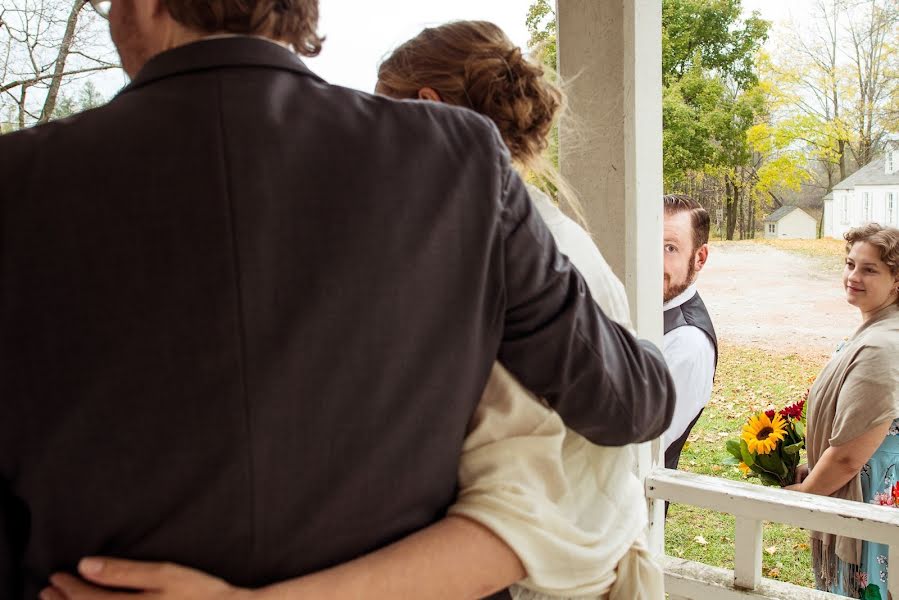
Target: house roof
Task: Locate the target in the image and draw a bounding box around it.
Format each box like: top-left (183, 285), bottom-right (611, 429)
top-left (833, 157), bottom-right (899, 190)
top-left (822, 192), bottom-right (833, 201)
top-left (764, 205), bottom-right (807, 222)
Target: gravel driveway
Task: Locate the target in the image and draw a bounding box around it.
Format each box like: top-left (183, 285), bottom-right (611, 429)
top-left (696, 242), bottom-right (859, 354)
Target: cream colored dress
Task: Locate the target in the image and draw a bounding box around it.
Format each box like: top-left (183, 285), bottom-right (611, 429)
top-left (448, 188), bottom-right (664, 600)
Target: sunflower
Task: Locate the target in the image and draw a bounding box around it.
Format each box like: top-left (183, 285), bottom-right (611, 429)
top-left (741, 411), bottom-right (787, 455)
top-left (738, 462), bottom-right (751, 475)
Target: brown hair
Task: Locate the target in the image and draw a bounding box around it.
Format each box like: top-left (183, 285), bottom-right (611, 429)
top-left (663, 194), bottom-right (710, 251)
top-left (377, 20), bottom-right (584, 224)
top-left (161, 0), bottom-right (323, 56)
top-left (845, 224), bottom-right (899, 304)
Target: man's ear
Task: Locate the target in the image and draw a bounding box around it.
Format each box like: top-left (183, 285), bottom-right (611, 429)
top-left (694, 243), bottom-right (709, 273)
top-left (417, 87), bottom-right (442, 102)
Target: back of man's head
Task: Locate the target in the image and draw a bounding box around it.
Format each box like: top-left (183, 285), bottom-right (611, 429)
top-left (162, 0), bottom-right (323, 56)
top-left (663, 194), bottom-right (710, 251)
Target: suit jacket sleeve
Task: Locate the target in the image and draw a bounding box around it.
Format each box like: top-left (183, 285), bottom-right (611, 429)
top-left (497, 166), bottom-right (675, 446)
top-left (0, 479), bottom-right (24, 598)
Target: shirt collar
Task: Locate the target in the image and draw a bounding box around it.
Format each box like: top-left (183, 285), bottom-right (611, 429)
top-left (663, 283), bottom-right (698, 311)
top-left (119, 36), bottom-right (322, 96)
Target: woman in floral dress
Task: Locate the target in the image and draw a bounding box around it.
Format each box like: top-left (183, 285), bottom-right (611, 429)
top-left (788, 224), bottom-right (899, 599)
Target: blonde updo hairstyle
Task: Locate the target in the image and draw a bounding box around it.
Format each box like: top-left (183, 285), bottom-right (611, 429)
top-left (845, 223), bottom-right (899, 305)
top-left (377, 20), bottom-right (585, 224)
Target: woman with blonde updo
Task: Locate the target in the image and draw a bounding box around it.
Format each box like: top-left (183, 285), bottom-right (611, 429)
top-left (46, 21), bottom-right (660, 600)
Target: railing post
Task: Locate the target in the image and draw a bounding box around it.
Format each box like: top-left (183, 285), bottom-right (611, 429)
top-left (734, 516), bottom-right (763, 590)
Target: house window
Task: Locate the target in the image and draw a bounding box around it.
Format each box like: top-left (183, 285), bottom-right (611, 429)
top-left (889, 193), bottom-right (896, 224)
top-left (864, 192), bottom-right (871, 220)
top-left (841, 196), bottom-right (849, 224)
top-left (889, 152), bottom-right (896, 175)
top-left (768, 223), bottom-right (775, 234)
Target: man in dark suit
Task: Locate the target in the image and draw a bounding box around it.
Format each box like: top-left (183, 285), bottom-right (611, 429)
top-left (0, 1), bottom-right (675, 598)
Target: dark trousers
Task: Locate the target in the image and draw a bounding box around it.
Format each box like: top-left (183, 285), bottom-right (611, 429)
top-left (663, 408), bottom-right (705, 516)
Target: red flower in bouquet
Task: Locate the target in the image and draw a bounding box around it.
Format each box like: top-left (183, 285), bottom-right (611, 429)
top-left (892, 481), bottom-right (899, 504)
top-left (764, 409), bottom-right (776, 420)
top-left (780, 399), bottom-right (805, 421)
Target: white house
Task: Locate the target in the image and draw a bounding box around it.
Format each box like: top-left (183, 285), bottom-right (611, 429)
top-left (763, 205), bottom-right (818, 239)
top-left (823, 141), bottom-right (899, 238)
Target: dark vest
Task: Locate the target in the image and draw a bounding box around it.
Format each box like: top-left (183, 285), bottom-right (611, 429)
top-left (664, 290), bottom-right (718, 471)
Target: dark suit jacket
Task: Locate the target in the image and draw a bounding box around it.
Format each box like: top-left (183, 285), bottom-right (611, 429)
top-left (0, 37), bottom-right (674, 598)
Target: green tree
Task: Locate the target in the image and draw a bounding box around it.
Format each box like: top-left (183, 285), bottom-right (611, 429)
top-left (52, 80), bottom-right (106, 120)
top-left (662, 0), bottom-right (770, 88)
top-left (526, 0), bottom-right (771, 239)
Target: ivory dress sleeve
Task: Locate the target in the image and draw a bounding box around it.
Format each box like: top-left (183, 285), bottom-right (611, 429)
top-left (448, 363), bottom-right (664, 599)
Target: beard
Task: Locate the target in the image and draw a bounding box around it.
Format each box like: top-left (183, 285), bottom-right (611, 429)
top-left (664, 250), bottom-right (698, 303)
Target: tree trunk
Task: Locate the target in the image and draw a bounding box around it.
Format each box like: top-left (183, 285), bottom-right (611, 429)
top-left (725, 176), bottom-right (738, 240)
top-left (39, 0), bottom-right (87, 124)
top-left (749, 197), bottom-right (756, 239)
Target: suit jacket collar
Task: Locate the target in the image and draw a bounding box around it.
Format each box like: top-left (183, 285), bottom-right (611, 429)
top-left (120, 36), bottom-right (323, 95)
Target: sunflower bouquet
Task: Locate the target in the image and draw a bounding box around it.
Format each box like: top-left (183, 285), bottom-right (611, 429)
top-left (724, 399), bottom-right (806, 487)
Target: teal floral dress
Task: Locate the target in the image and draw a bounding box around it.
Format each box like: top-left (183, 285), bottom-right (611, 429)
top-left (857, 418), bottom-right (899, 598)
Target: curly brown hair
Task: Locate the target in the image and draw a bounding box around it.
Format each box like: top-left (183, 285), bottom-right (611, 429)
top-left (845, 223), bottom-right (899, 305)
top-left (378, 21), bottom-right (559, 168)
top-left (161, 0), bottom-right (323, 56)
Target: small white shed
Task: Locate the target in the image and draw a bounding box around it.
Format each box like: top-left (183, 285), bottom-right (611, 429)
top-left (763, 206), bottom-right (817, 239)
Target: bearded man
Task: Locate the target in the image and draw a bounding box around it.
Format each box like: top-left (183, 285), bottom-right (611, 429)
top-left (662, 195), bottom-right (718, 471)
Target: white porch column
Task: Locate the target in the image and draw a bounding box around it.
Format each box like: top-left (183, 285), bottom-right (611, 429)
top-left (556, 0), bottom-right (665, 552)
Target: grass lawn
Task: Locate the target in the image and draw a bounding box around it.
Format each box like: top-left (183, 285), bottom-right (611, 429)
top-left (665, 342), bottom-right (830, 588)
top-left (752, 238), bottom-right (846, 263)
top-left (711, 237), bottom-right (846, 272)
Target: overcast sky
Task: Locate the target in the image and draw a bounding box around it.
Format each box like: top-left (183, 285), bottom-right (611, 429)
top-left (307, 0), bottom-right (803, 93)
top-left (91, 0), bottom-right (809, 98)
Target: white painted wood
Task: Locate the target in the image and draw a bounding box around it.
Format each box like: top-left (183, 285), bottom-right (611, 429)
top-left (557, 0), bottom-right (665, 555)
top-left (662, 557), bottom-right (844, 599)
top-left (556, 0), bottom-right (664, 343)
top-left (646, 469), bottom-right (899, 545)
top-left (734, 516), bottom-right (763, 590)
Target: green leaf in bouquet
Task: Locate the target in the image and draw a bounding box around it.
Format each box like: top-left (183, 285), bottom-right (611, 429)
top-left (757, 471), bottom-right (783, 487)
top-left (739, 439), bottom-right (756, 467)
top-left (794, 421), bottom-right (805, 439)
top-left (723, 456), bottom-right (742, 465)
top-left (783, 441), bottom-right (804, 456)
top-left (861, 584), bottom-right (883, 600)
top-left (756, 452), bottom-right (788, 478)
top-left (726, 439), bottom-right (743, 461)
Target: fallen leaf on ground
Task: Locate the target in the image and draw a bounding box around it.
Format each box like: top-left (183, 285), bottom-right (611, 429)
top-left (694, 535), bottom-right (708, 546)
top-left (765, 545), bottom-right (778, 555)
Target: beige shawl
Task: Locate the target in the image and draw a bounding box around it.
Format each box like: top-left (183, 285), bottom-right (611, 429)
top-left (449, 363), bottom-right (664, 600)
top-left (806, 304), bottom-right (899, 588)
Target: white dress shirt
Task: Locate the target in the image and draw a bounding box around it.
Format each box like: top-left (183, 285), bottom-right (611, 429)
top-left (661, 284), bottom-right (716, 450)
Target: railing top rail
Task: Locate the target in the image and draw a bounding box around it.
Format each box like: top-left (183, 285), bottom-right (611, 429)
top-left (647, 468), bottom-right (899, 545)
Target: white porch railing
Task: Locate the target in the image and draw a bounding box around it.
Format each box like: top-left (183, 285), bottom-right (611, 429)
top-left (646, 468), bottom-right (899, 599)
